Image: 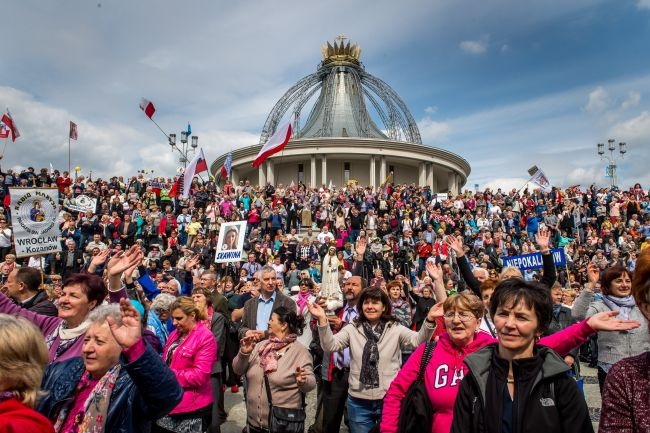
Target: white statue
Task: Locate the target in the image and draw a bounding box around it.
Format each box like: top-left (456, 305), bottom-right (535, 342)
top-left (320, 246), bottom-right (344, 313)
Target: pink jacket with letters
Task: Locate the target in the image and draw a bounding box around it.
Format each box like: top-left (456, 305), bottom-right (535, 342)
top-left (381, 320), bottom-right (594, 433)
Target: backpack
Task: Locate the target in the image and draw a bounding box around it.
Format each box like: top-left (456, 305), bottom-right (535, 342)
top-left (397, 340), bottom-right (437, 433)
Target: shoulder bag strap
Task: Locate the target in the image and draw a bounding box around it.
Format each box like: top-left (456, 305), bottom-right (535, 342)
top-left (417, 340), bottom-right (437, 381)
top-left (264, 372), bottom-right (306, 410)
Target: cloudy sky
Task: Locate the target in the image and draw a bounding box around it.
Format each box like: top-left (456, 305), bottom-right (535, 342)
top-left (2, 0), bottom-right (650, 190)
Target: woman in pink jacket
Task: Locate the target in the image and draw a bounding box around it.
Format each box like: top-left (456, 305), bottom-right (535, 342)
top-left (381, 291), bottom-right (640, 433)
top-left (155, 296), bottom-right (217, 433)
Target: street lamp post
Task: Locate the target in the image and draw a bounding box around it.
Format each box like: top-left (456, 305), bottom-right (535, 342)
top-left (597, 139), bottom-right (627, 188)
top-left (168, 131), bottom-right (198, 168)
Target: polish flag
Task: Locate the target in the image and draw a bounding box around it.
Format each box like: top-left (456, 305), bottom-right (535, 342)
top-left (181, 148), bottom-right (208, 199)
top-left (219, 152), bottom-right (232, 179)
top-left (252, 116), bottom-right (293, 168)
top-left (1, 111), bottom-right (20, 142)
top-left (139, 98), bottom-right (156, 119)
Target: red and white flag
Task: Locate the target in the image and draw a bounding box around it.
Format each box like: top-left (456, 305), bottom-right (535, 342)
top-left (252, 116), bottom-right (293, 168)
top-left (139, 98), bottom-right (156, 119)
top-left (1, 110), bottom-right (20, 142)
top-left (180, 148), bottom-right (208, 199)
top-left (0, 123), bottom-right (8, 139)
top-left (69, 121), bottom-right (78, 140)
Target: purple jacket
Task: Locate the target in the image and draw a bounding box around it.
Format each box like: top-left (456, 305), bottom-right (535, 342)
top-left (163, 322), bottom-right (217, 414)
top-left (0, 292), bottom-right (77, 362)
top-left (0, 289), bottom-right (126, 363)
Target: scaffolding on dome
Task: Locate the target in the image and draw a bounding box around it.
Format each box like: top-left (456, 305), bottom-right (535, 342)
top-left (259, 37), bottom-right (422, 145)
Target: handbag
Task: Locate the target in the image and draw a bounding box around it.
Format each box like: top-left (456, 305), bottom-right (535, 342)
top-left (397, 340), bottom-right (437, 433)
top-left (264, 374), bottom-right (306, 433)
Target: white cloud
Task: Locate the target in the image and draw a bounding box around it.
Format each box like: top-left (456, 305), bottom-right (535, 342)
top-left (584, 86), bottom-right (609, 113)
top-left (418, 117), bottom-right (451, 142)
top-left (459, 35), bottom-right (489, 54)
top-left (638, 0), bottom-right (650, 9)
top-left (481, 178), bottom-right (530, 193)
top-left (621, 91), bottom-right (641, 110)
top-left (565, 167), bottom-right (603, 186)
top-left (424, 106), bottom-right (438, 114)
top-left (610, 111), bottom-right (650, 142)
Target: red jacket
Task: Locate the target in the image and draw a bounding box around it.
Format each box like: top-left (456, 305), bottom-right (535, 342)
top-left (163, 322), bottom-right (217, 414)
top-left (0, 398), bottom-right (54, 433)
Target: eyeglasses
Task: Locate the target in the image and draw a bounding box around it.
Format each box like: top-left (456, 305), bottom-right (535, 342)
top-left (443, 311), bottom-right (476, 322)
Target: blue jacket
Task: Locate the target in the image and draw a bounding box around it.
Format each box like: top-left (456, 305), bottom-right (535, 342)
top-left (38, 343), bottom-right (183, 433)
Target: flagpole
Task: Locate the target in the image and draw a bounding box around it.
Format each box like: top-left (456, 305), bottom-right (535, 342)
top-left (68, 135), bottom-right (71, 175)
top-left (150, 118), bottom-right (170, 141)
top-left (1, 136), bottom-right (7, 158)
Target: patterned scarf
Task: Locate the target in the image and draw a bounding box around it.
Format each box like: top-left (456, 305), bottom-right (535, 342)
top-left (602, 294), bottom-right (636, 320)
top-left (360, 321), bottom-right (385, 388)
top-left (296, 292), bottom-right (312, 315)
top-left (258, 334), bottom-right (297, 373)
top-left (45, 320), bottom-right (91, 361)
top-left (54, 364), bottom-right (121, 433)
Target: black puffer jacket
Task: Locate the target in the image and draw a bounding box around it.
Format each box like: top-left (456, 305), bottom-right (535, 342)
top-left (451, 344), bottom-right (592, 433)
top-left (38, 342), bottom-right (183, 433)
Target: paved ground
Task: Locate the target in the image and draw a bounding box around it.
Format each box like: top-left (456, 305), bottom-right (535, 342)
top-left (219, 365), bottom-right (600, 433)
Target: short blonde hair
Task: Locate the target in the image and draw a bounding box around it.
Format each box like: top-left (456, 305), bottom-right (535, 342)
top-left (171, 296), bottom-right (206, 321)
top-left (499, 266), bottom-right (523, 281)
top-left (443, 292), bottom-right (484, 318)
top-left (0, 314), bottom-right (49, 407)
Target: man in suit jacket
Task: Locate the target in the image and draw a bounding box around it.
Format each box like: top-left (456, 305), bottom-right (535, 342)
top-left (239, 265), bottom-right (297, 340)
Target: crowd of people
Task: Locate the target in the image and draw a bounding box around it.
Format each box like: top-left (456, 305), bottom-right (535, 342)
top-left (0, 165), bottom-right (649, 433)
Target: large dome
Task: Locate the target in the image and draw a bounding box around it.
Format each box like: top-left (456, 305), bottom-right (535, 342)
top-left (259, 36), bottom-right (422, 145)
top-left (212, 37), bottom-right (469, 194)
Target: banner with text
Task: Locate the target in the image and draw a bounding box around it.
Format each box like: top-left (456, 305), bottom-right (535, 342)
top-left (63, 194), bottom-right (98, 213)
top-left (10, 188), bottom-right (61, 257)
top-left (501, 248), bottom-right (566, 271)
top-left (214, 220), bottom-right (247, 263)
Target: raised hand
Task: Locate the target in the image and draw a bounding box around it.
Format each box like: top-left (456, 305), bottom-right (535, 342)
top-left (426, 302), bottom-right (444, 322)
top-left (426, 260), bottom-right (443, 281)
top-left (307, 301), bottom-right (327, 325)
top-left (184, 254), bottom-right (201, 271)
top-left (89, 249), bottom-right (111, 268)
top-left (106, 298), bottom-right (142, 350)
top-left (586, 262), bottom-right (600, 286)
top-left (107, 245), bottom-right (143, 277)
top-left (239, 335), bottom-right (257, 354)
top-left (587, 310), bottom-right (641, 332)
top-left (535, 227), bottom-right (551, 252)
top-left (355, 237), bottom-right (367, 258)
top-left (445, 235), bottom-right (465, 257)
top-left (124, 252), bottom-right (145, 281)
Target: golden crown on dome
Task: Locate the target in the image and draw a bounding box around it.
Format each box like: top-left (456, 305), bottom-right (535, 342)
top-left (321, 34), bottom-right (361, 66)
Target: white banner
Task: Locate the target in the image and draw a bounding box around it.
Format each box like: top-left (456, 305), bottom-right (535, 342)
top-left (10, 188), bottom-right (61, 257)
top-left (528, 166), bottom-right (552, 193)
top-left (63, 194), bottom-right (97, 213)
top-left (214, 220), bottom-right (247, 263)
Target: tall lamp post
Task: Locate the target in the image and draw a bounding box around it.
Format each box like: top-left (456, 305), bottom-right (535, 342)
top-left (168, 131), bottom-right (198, 168)
top-left (597, 139), bottom-right (626, 188)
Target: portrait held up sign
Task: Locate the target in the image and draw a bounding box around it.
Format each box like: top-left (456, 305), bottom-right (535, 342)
top-left (214, 220), bottom-right (247, 263)
top-left (10, 188), bottom-right (61, 257)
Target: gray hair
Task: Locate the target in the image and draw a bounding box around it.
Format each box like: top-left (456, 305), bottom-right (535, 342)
top-left (87, 304), bottom-right (122, 326)
top-left (260, 265), bottom-right (276, 278)
top-left (473, 268), bottom-right (489, 279)
top-left (151, 293), bottom-right (177, 314)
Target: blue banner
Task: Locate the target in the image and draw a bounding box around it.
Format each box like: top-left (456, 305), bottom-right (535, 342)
top-left (501, 248), bottom-right (566, 271)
